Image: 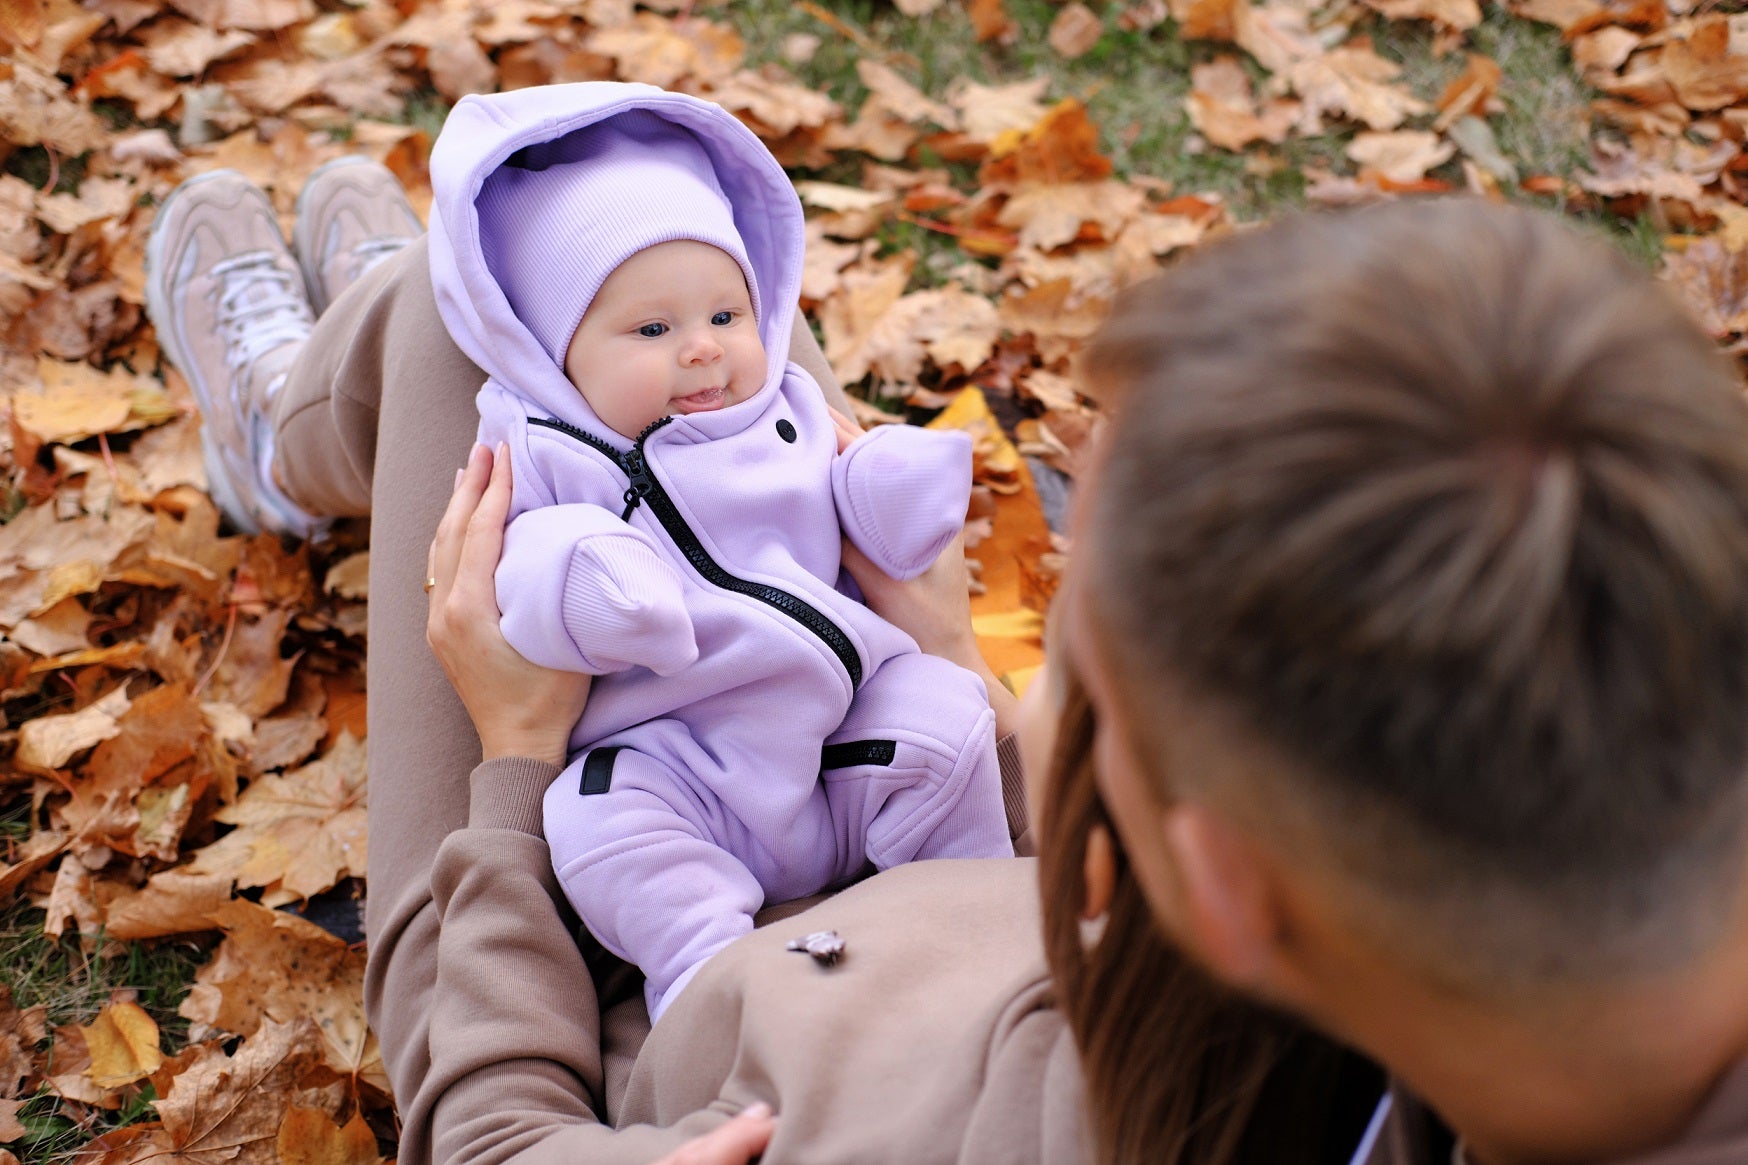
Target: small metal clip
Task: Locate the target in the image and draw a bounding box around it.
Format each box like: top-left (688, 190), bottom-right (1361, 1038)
top-left (785, 929), bottom-right (845, 967)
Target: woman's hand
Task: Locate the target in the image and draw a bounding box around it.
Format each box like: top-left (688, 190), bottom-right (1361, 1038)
top-left (842, 532), bottom-right (1020, 740)
top-left (650, 1105), bottom-right (776, 1165)
top-left (426, 442), bottom-right (591, 765)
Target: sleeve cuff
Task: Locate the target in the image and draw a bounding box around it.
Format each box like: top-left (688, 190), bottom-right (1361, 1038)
top-left (996, 733), bottom-right (1029, 843)
top-left (469, 756), bottom-right (562, 834)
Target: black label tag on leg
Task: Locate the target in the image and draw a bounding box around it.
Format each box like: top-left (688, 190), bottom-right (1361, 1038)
top-left (579, 746), bottom-right (624, 795)
top-left (820, 740), bottom-right (897, 771)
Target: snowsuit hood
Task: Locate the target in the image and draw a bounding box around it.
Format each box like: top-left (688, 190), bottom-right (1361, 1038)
top-left (429, 82), bottom-right (804, 446)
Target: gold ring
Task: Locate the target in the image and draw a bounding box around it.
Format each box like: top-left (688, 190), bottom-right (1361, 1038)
top-left (424, 576), bottom-right (436, 593)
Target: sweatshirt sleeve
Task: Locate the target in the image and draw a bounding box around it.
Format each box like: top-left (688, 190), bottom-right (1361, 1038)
top-left (496, 503), bottom-right (698, 677)
top-left (832, 425), bottom-right (973, 581)
top-left (423, 757), bottom-right (742, 1165)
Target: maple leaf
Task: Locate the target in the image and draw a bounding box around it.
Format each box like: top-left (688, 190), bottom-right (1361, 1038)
top-left (81, 1001), bottom-right (164, 1089)
top-left (981, 99), bottom-right (1114, 185)
top-left (949, 77), bottom-right (1052, 145)
top-left (997, 180), bottom-right (1147, 251)
top-left (277, 1107), bottom-right (382, 1165)
top-left (1661, 17), bottom-right (1748, 113)
top-left (1663, 237), bottom-right (1748, 338)
top-left (96, 1018), bottom-right (330, 1165)
top-left (1188, 57), bottom-right (1298, 151)
top-left (16, 683), bottom-right (129, 772)
top-left (188, 731), bottom-right (367, 904)
top-left (180, 900), bottom-right (385, 1091)
top-left (1347, 130), bottom-right (1456, 183)
top-left (1290, 43), bottom-right (1429, 132)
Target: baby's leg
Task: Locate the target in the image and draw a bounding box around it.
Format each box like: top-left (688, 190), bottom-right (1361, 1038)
top-left (824, 653), bottom-right (1015, 871)
top-left (546, 745), bottom-right (764, 1021)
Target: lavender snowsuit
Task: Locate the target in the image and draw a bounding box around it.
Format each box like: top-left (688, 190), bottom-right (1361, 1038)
top-left (429, 83), bottom-right (1013, 1018)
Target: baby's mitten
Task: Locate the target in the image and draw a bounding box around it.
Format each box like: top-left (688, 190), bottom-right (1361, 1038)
top-left (561, 533), bottom-right (698, 675)
top-left (833, 425), bottom-right (973, 580)
top-left (498, 503), bottom-right (697, 675)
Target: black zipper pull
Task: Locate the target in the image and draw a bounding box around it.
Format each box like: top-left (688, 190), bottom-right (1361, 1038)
top-left (618, 416), bottom-right (672, 520)
top-left (620, 447), bottom-right (652, 520)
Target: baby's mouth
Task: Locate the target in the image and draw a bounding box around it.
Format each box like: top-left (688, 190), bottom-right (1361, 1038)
top-left (674, 386), bottom-right (728, 413)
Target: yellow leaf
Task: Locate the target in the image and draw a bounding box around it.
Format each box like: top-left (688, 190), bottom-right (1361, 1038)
top-left (81, 1001), bottom-right (162, 1088)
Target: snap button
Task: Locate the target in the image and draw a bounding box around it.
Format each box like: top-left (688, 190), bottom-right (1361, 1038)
top-left (776, 419), bottom-right (797, 443)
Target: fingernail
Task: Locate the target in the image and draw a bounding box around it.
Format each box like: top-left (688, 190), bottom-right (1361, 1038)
top-left (497, 441), bottom-right (509, 460)
top-left (741, 1101), bottom-right (772, 1120)
top-left (454, 468), bottom-right (464, 490)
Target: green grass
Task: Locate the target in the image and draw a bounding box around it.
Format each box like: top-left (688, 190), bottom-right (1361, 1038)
top-left (0, 869), bottom-right (208, 1164)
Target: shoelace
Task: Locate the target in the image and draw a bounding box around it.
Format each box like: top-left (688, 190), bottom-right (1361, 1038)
top-left (348, 234), bottom-right (413, 282)
top-left (212, 251), bottom-right (315, 385)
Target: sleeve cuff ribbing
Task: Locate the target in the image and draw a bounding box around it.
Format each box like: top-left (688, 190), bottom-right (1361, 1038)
top-left (469, 756), bottom-right (562, 835)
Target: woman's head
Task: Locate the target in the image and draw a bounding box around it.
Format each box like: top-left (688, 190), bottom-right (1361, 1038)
top-left (1066, 199), bottom-right (1748, 1001)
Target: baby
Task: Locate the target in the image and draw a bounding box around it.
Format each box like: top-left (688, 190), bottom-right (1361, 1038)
top-left (428, 84), bottom-right (1014, 1020)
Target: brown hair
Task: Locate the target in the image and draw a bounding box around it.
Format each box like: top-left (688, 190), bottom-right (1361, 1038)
top-left (1080, 199), bottom-right (1748, 985)
top-left (1040, 671), bottom-right (1375, 1164)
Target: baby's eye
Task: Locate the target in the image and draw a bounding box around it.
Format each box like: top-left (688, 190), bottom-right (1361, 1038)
top-left (711, 311), bottom-right (734, 326)
top-left (639, 322), bottom-right (668, 338)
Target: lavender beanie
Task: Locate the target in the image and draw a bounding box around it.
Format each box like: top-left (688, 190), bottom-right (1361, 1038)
top-left (477, 110), bottom-right (760, 366)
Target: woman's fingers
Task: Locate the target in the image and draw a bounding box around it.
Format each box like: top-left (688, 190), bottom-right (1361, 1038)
top-left (429, 442), bottom-right (491, 608)
top-left (654, 1105), bottom-right (776, 1165)
top-left (826, 405), bottom-right (864, 454)
top-left (455, 443), bottom-right (512, 601)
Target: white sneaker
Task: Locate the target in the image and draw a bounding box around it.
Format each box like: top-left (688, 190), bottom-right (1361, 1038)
top-left (144, 170), bottom-right (327, 538)
top-left (292, 155), bottom-right (423, 315)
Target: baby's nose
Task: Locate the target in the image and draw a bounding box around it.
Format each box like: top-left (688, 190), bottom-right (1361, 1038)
top-left (681, 332), bottom-right (723, 364)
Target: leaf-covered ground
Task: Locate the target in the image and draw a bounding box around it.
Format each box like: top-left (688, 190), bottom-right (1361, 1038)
top-left (3, 0), bottom-right (1745, 1159)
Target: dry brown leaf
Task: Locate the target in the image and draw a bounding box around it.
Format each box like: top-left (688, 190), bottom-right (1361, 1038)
top-left (587, 12), bottom-right (743, 89)
top-left (167, 0), bottom-right (313, 32)
top-left (857, 59), bottom-right (958, 129)
top-left (0, 1097), bottom-right (24, 1142)
top-left (16, 684), bottom-right (130, 771)
top-left (9, 597), bottom-right (92, 657)
top-left (0, 987), bottom-right (48, 1098)
top-left (1171, 0), bottom-right (1239, 39)
top-left (99, 1018), bottom-right (331, 1165)
top-left (12, 358), bottom-right (176, 448)
top-left (1048, 3), bottom-right (1104, 59)
top-left (137, 19), bottom-right (255, 76)
top-left (1347, 130), bottom-right (1456, 183)
top-left (1290, 43), bottom-right (1429, 132)
top-left (1663, 236), bottom-right (1748, 338)
top-left (180, 901), bottom-right (384, 1090)
top-left (0, 62), bottom-right (107, 155)
top-left (1361, 0), bottom-right (1480, 30)
top-left (980, 99), bottom-right (1114, 185)
top-left (278, 1107), bottom-right (382, 1165)
top-left (190, 731), bottom-right (368, 903)
top-left (820, 253), bottom-right (915, 386)
top-left (1188, 56), bottom-right (1298, 150)
top-left (968, 0), bottom-right (1015, 42)
top-left (82, 1001), bottom-right (163, 1089)
top-left (102, 869), bottom-right (234, 940)
top-left (1661, 17), bottom-right (1748, 112)
top-left (949, 77), bottom-right (1052, 145)
top-left (997, 181), bottom-right (1147, 251)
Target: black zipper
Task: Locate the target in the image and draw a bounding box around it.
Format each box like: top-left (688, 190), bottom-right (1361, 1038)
top-left (528, 414), bottom-right (864, 688)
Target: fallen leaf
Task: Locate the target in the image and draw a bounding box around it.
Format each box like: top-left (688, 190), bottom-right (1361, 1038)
top-left (82, 1001), bottom-right (163, 1088)
top-left (1346, 130), bottom-right (1456, 183)
top-left (1187, 56), bottom-right (1298, 150)
top-left (277, 1108), bottom-right (382, 1165)
top-left (16, 684), bottom-right (130, 771)
top-left (1048, 3), bottom-right (1104, 59)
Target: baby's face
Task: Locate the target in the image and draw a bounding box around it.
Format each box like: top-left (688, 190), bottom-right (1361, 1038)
top-left (564, 240), bottom-right (766, 439)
